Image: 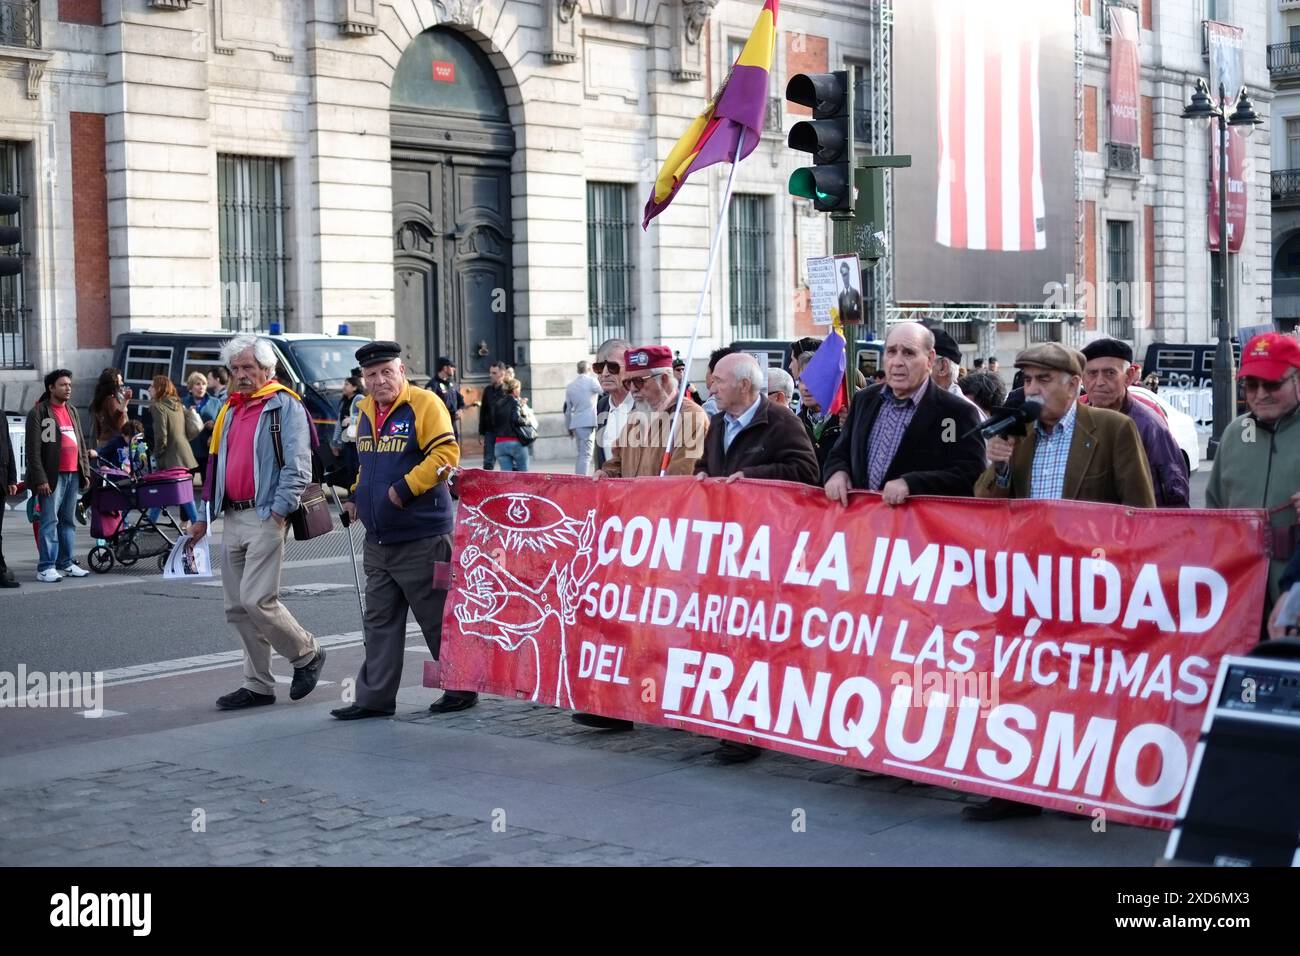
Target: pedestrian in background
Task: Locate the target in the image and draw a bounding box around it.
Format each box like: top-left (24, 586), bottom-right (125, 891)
top-left (429, 357), bottom-right (465, 443)
top-left (766, 368), bottom-right (796, 409)
top-left (492, 378), bottom-right (535, 472)
top-left (477, 361), bottom-right (508, 470)
top-left (90, 367), bottom-right (132, 449)
top-left (329, 374), bottom-right (365, 489)
top-left (25, 369), bottom-right (90, 582)
top-left (207, 367), bottom-right (230, 403)
top-left (0, 424), bottom-right (17, 588)
top-left (148, 375), bottom-right (199, 529)
top-left (563, 360), bottom-right (601, 475)
top-left (184, 371), bottom-right (223, 484)
top-left (593, 339), bottom-right (632, 472)
top-left (958, 370), bottom-right (1007, 419)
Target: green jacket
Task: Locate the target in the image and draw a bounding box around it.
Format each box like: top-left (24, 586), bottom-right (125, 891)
top-left (1206, 408), bottom-right (1300, 602)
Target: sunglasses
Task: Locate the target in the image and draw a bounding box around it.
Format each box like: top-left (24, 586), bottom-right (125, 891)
top-left (622, 372), bottom-right (668, 391)
top-left (593, 361), bottom-right (621, 375)
top-left (1243, 372), bottom-right (1298, 393)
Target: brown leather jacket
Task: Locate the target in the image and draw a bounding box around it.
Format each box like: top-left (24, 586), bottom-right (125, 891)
top-left (600, 399), bottom-right (709, 478)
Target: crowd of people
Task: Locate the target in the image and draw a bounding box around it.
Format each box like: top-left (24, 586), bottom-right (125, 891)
top-left (5, 325), bottom-right (1296, 825)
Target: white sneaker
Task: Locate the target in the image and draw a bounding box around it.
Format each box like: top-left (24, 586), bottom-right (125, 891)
top-left (60, 564), bottom-right (90, 578)
top-left (36, 569), bottom-right (63, 583)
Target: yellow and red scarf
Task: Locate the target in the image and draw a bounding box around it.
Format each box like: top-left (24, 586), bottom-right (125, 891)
top-left (208, 382), bottom-right (299, 455)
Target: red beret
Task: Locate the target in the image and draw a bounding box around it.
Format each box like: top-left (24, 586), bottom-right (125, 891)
top-left (624, 345), bottom-right (673, 373)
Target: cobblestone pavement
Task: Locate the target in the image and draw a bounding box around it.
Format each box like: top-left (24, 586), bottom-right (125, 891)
top-left (400, 697), bottom-right (980, 804)
top-left (0, 759), bottom-right (709, 867)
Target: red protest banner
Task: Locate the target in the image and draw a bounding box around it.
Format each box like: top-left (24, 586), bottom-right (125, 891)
top-left (441, 471), bottom-right (1267, 829)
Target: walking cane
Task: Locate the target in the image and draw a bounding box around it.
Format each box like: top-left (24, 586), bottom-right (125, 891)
top-left (325, 480), bottom-right (365, 621)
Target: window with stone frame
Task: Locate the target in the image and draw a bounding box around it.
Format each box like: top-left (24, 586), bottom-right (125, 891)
top-left (1106, 219), bottom-right (1135, 341)
top-left (218, 154), bottom-right (290, 333)
top-left (728, 194), bottom-right (770, 340)
top-left (586, 182), bottom-right (636, 352)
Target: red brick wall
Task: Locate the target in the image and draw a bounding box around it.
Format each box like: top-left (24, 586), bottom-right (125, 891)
top-left (1081, 0), bottom-right (1091, 15)
top-left (1141, 95), bottom-right (1154, 160)
top-left (1085, 201), bottom-right (1098, 331)
top-left (60, 0), bottom-right (101, 25)
top-left (1144, 205), bottom-right (1155, 330)
top-left (71, 113), bottom-right (110, 350)
top-left (786, 33), bottom-right (829, 117)
top-left (1084, 86), bottom-right (1099, 153)
top-left (1141, 0), bottom-right (1153, 31)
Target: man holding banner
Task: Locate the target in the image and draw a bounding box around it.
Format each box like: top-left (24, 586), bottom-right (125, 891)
top-left (970, 343), bottom-right (1154, 820)
top-left (823, 322), bottom-right (985, 507)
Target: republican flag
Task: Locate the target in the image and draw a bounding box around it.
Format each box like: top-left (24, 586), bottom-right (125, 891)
top-left (798, 328), bottom-right (847, 417)
top-left (934, 0), bottom-right (1046, 252)
top-left (643, 0), bottom-right (778, 228)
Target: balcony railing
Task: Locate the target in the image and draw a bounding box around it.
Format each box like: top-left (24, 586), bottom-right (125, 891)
top-left (1106, 142), bottom-right (1141, 176)
top-left (0, 1), bottom-right (39, 50)
top-left (1282, 0), bottom-right (1300, 12)
top-left (1269, 40), bottom-right (1300, 78)
top-left (1273, 169), bottom-right (1300, 205)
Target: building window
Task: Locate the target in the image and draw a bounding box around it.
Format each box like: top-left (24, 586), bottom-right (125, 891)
top-left (1029, 319), bottom-right (1063, 344)
top-left (0, 1), bottom-right (40, 50)
top-left (1288, 118), bottom-right (1300, 170)
top-left (218, 155), bottom-right (289, 333)
top-left (1291, 24), bottom-right (1300, 46)
top-left (0, 141), bottom-right (26, 369)
top-left (1106, 220), bottom-right (1135, 340)
top-left (586, 183), bottom-right (635, 351)
top-left (728, 194), bottom-right (770, 340)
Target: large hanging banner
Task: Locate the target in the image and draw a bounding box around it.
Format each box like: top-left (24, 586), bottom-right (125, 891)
top-left (441, 471), bottom-right (1268, 829)
top-left (1206, 20), bottom-right (1247, 254)
top-left (1108, 5), bottom-right (1141, 147)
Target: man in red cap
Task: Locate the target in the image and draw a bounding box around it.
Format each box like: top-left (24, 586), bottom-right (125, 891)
top-left (1207, 332), bottom-right (1300, 612)
top-left (576, 345), bottom-right (709, 732)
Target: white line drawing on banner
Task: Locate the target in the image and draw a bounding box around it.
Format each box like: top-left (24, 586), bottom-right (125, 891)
top-left (454, 493), bottom-right (598, 707)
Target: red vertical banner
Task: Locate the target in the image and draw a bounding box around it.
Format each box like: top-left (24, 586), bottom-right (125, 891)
top-left (1206, 21), bottom-right (1246, 254)
top-left (1107, 5), bottom-right (1140, 147)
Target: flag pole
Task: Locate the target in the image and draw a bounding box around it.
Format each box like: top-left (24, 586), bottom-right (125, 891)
top-left (658, 127), bottom-right (747, 477)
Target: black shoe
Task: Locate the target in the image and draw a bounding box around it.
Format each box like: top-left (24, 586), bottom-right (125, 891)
top-left (714, 742), bottom-right (762, 765)
top-left (572, 713), bottom-right (634, 731)
top-left (75, 500), bottom-right (88, 526)
top-left (428, 691), bottom-right (478, 714)
top-left (961, 798), bottom-right (1044, 822)
top-left (0, 567), bottom-right (18, 589)
top-left (289, 647), bottom-right (326, 701)
top-left (330, 704), bottom-right (392, 720)
top-left (216, 688), bottom-right (275, 710)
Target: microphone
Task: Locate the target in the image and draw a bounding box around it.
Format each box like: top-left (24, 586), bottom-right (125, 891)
top-left (961, 395), bottom-right (1044, 441)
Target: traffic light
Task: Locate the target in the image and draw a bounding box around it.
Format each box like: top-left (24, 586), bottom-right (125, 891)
top-left (786, 71), bottom-right (853, 213)
top-left (0, 194), bottom-right (20, 279)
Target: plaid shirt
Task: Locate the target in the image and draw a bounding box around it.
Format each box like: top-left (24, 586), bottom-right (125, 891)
top-left (866, 380), bottom-right (928, 491)
top-left (1030, 401), bottom-right (1077, 499)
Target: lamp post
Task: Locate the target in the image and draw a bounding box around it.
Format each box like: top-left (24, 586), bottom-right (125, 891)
top-left (1182, 78), bottom-right (1262, 451)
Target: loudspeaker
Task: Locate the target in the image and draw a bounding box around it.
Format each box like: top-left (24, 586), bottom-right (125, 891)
top-left (1165, 642), bottom-right (1300, 867)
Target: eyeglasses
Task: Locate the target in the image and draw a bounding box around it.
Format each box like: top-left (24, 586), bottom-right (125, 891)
top-left (623, 373), bottom-right (669, 391)
top-left (593, 361), bottom-right (621, 375)
top-left (1243, 372), bottom-right (1298, 393)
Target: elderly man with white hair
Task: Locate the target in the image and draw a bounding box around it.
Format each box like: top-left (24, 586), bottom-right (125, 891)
top-left (694, 351), bottom-right (819, 763)
top-left (765, 367), bottom-right (796, 409)
top-left (189, 335), bottom-right (326, 711)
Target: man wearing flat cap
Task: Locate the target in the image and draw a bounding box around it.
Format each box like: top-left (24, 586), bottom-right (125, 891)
top-left (331, 341), bottom-right (477, 719)
top-left (968, 342), bottom-right (1154, 822)
top-left (1080, 338), bottom-right (1188, 507)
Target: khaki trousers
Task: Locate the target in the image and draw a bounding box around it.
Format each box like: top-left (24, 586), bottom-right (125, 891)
top-left (221, 507), bottom-right (318, 695)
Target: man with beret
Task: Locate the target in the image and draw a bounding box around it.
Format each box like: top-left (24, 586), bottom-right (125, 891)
top-left (429, 356), bottom-right (466, 443)
top-left (969, 342), bottom-right (1154, 821)
top-left (1080, 338), bottom-right (1188, 507)
top-left (1208, 332), bottom-right (1300, 615)
top-left (824, 322), bottom-right (986, 508)
top-left (928, 326), bottom-right (985, 420)
top-left (330, 341), bottom-right (477, 719)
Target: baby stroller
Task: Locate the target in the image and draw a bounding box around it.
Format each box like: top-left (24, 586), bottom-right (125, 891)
top-left (85, 461), bottom-right (196, 573)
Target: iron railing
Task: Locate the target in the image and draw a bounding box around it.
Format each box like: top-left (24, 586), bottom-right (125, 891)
top-left (1269, 40), bottom-right (1300, 78)
top-left (1107, 142), bottom-right (1141, 176)
top-left (1272, 169), bottom-right (1300, 204)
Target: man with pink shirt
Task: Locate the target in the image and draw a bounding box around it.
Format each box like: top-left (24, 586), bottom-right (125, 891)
top-left (189, 336), bottom-right (326, 711)
top-left (24, 369), bottom-right (90, 582)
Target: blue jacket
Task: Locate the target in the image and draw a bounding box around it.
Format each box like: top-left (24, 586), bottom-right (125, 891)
top-left (204, 389), bottom-right (311, 523)
top-left (352, 383), bottom-right (459, 543)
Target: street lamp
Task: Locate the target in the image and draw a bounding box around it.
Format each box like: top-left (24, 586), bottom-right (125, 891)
top-left (1183, 79), bottom-right (1262, 452)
